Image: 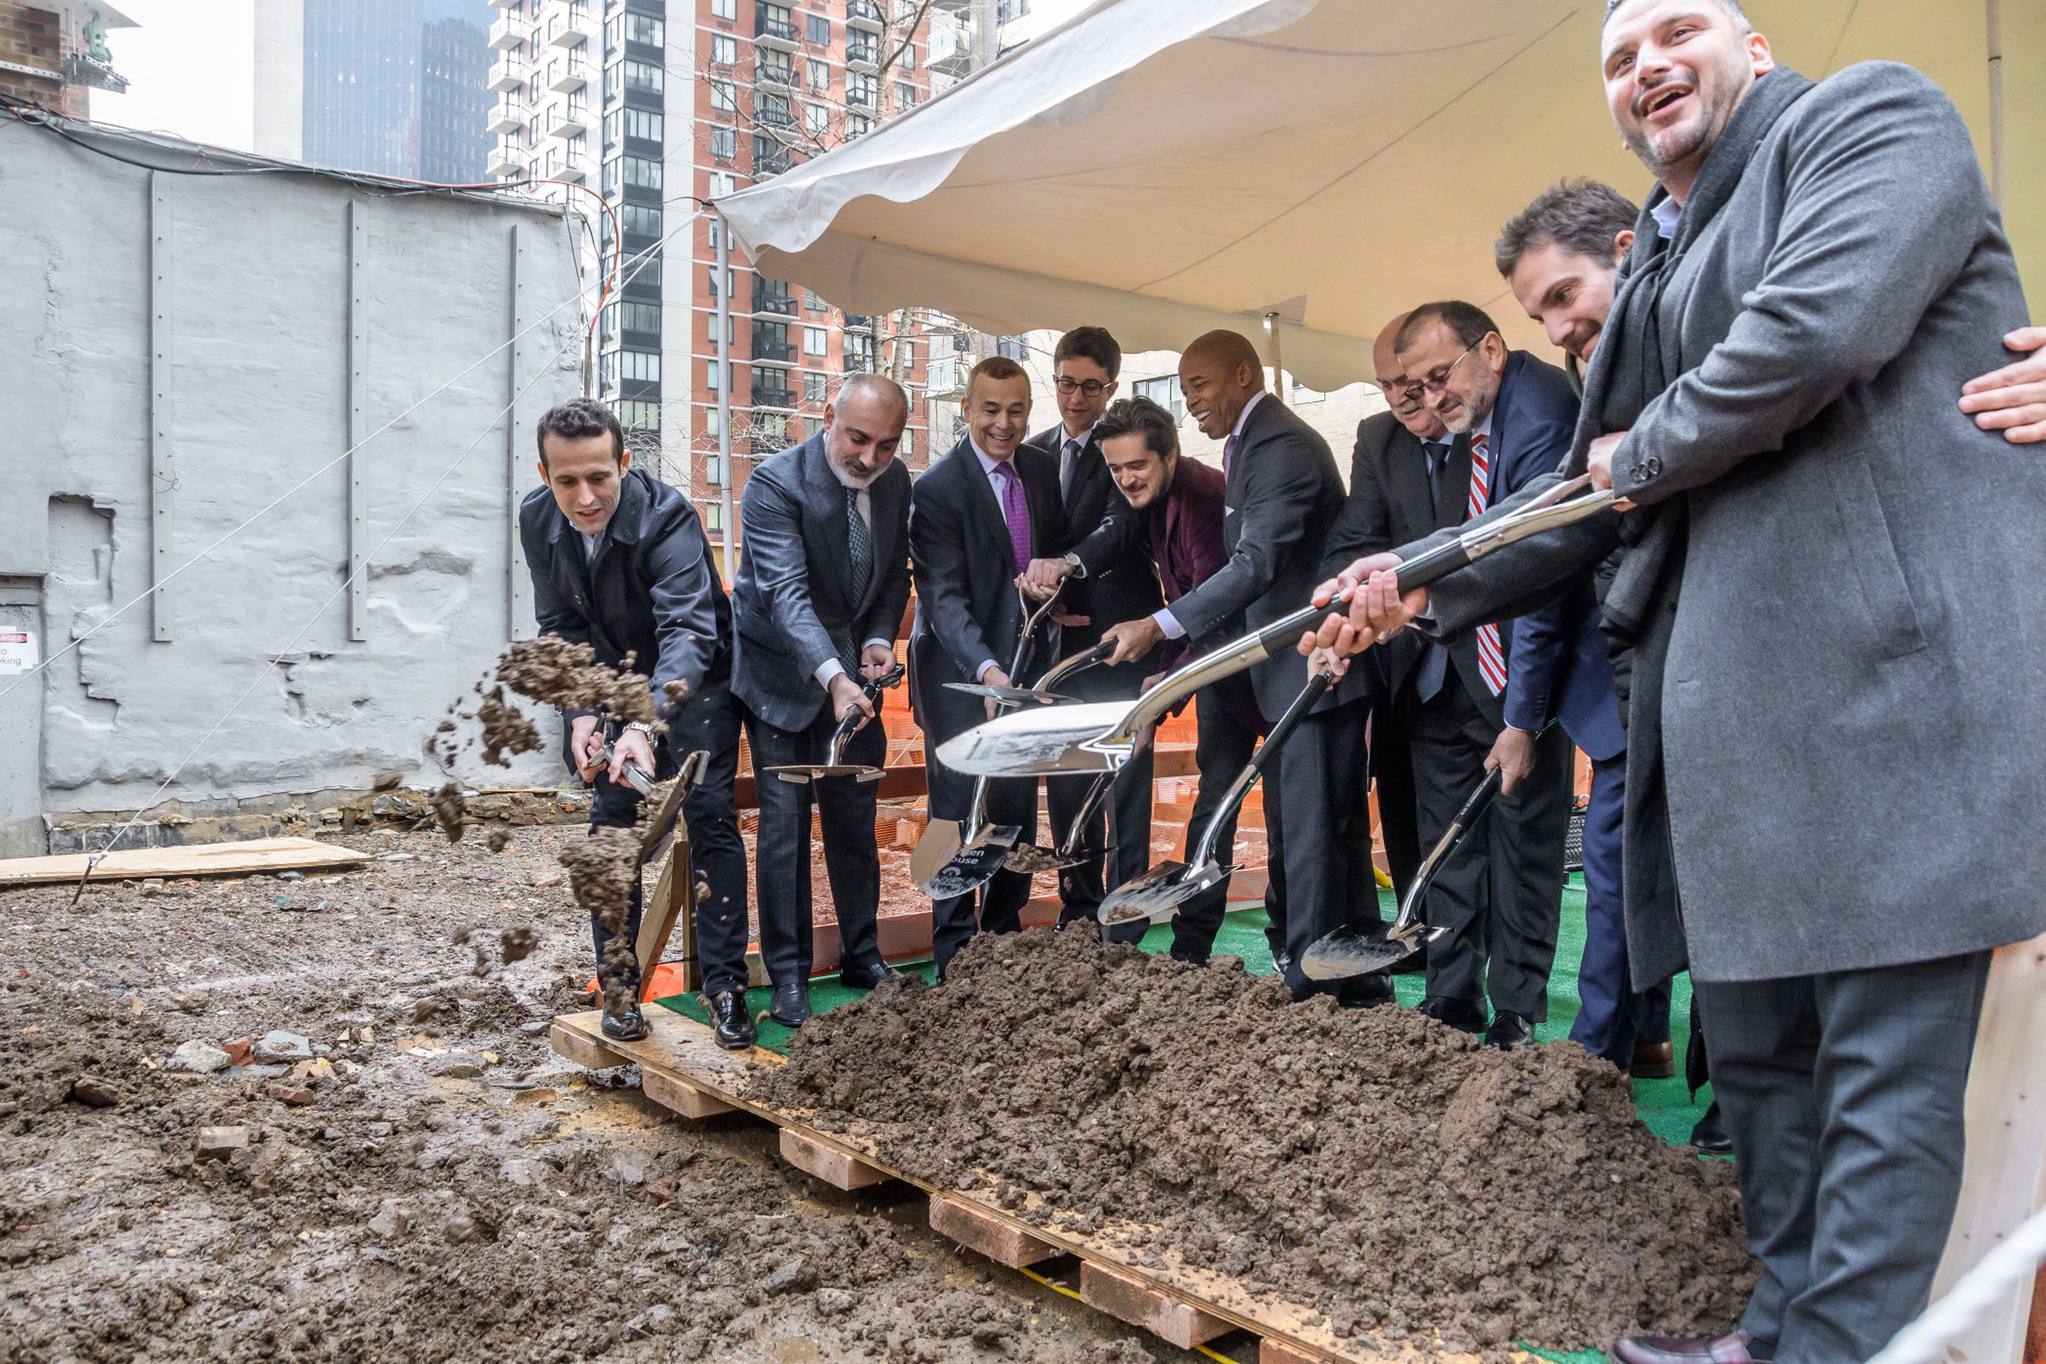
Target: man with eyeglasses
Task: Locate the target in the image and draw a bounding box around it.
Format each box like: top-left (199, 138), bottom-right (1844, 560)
top-left (1018, 328), bottom-right (1165, 940)
top-left (1323, 302), bottom-right (1583, 1048)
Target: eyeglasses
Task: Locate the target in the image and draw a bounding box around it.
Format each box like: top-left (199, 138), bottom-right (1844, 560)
top-left (1417, 342), bottom-right (1481, 395)
top-left (1375, 377), bottom-right (1424, 404)
top-left (1054, 377), bottom-right (1114, 397)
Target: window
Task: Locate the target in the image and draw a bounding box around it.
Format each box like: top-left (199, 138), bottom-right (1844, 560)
top-left (1135, 375), bottom-right (1184, 421)
top-left (620, 203), bottom-right (661, 236)
top-left (808, 58), bottom-right (829, 89)
top-left (805, 102), bottom-right (829, 135)
top-left (711, 34), bottom-right (737, 65)
top-left (803, 326), bottom-right (828, 356)
top-left (846, 113), bottom-right (870, 138)
top-left (603, 109), bottom-right (621, 148)
top-left (707, 266), bottom-right (736, 296)
top-left (707, 359), bottom-right (726, 390)
top-left (804, 289), bottom-right (825, 312)
top-left (623, 60), bottom-right (661, 93)
top-left (705, 408), bottom-right (722, 438)
top-left (709, 126), bottom-right (736, 159)
top-left (621, 350), bottom-right (661, 383)
top-left (805, 416), bottom-right (824, 439)
top-left (616, 399), bottom-right (661, 432)
top-left (708, 170), bottom-right (737, 197)
top-left (623, 107), bottom-right (662, 141)
top-left (804, 372), bottom-right (828, 402)
top-left (624, 14), bottom-right (663, 46)
top-left (996, 335), bottom-right (1028, 362)
top-left (709, 79), bottom-right (736, 112)
top-left (623, 155), bottom-right (661, 189)
top-left (618, 301), bottom-right (660, 333)
top-left (602, 61), bottom-right (619, 102)
top-left (900, 43), bottom-right (914, 70)
top-left (710, 0), bottom-right (736, 18)
top-left (807, 14), bottom-right (831, 44)
top-left (601, 156), bottom-right (619, 194)
top-left (846, 72), bottom-right (876, 107)
top-left (759, 92), bottom-right (793, 128)
top-left (895, 81), bottom-right (916, 109)
top-left (900, 427), bottom-right (913, 456)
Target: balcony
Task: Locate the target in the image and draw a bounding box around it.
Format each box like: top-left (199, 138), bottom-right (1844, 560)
top-left (846, 0), bottom-right (884, 31)
top-left (752, 333), bottom-right (796, 364)
top-left (843, 351), bottom-right (874, 373)
top-left (929, 21), bottom-right (971, 74)
top-left (487, 98), bottom-right (524, 135)
top-left (842, 313), bottom-right (872, 330)
top-left (925, 357), bottom-right (964, 398)
top-left (554, 161), bottom-right (588, 184)
top-left (753, 284), bottom-right (796, 317)
top-left (757, 101), bottom-right (795, 131)
top-left (756, 59), bottom-right (797, 89)
top-left (546, 12), bottom-right (592, 49)
top-left (845, 83), bottom-right (874, 109)
top-left (546, 57), bottom-right (588, 92)
top-left (755, 145), bottom-right (794, 176)
top-left (489, 0), bottom-right (518, 8)
top-left (546, 102), bottom-right (587, 138)
top-left (488, 54), bottom-right (528, 92)
top-left (752, 384), bottom-right (797, 411)
top-left (487, 145), bottom-right (524, 179)
top-left (755, 10), bottom-right (798, 49)
top-left (488, 14), bottom-right (529, 49)
top-left (846, 39), bottom-right (879, 70)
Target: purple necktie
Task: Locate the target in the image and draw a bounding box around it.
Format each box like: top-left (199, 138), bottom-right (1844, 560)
top-left (994, 461), bottom-right (1030, 574)
top-left (1223, 433), bottom-right (1237, 476)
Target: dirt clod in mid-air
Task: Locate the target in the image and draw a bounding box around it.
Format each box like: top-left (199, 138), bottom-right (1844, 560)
top-left (430, 783), bottom-right (466, 843)
top-left (752, 928), bottom-right (1756, 1359)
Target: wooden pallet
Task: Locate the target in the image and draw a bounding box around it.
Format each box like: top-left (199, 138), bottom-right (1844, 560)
top-left (551, 1007), bottom-right (1495, 1364)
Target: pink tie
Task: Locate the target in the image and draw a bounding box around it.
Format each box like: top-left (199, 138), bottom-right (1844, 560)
top-left (1467, 433), bottom-right (1506, 696)
top-left (994, 462), bottom-right (1031, 575)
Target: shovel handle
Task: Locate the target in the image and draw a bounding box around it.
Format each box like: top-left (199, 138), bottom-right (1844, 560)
top-left (1385, 765), bottom-right (1502, 939)
top-left (1186, 668), bottom-right (1333, 870)
top-left (1056, 770), bottom-right (1115, 858)
top-left (1038, 638), bottom-right (1116, 695)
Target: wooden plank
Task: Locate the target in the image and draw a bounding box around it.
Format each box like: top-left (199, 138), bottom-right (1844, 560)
top-left (1931, 930), bottom-right (2046, 1364)
top-left (780, 1127), bottom-right (891, 1190)
top-left (642, 1070), bottom-right (736, 1120)
top-left (1261, 1340), bottom-right (1325, 1364)
top-left (1081, 1259), bottom-right (1232, 1349)
top-left (635, 809), bottom-right (694, 999)
top-left (0, 837), bottom-right (369, 888)
top-left (548, 1019), bottom-right (627, 1072)
top-left (930, 1192), bottom-right (1059, 1268)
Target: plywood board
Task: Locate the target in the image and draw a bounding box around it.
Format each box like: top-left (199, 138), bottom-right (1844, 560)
top-left (0, 837), bottom-right (369, 888)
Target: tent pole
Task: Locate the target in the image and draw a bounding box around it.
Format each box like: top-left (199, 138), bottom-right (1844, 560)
top-left (1264, 311), bottom-right (1288, 403)
top-left (1986, 0), bottom-right (2005, 210)
top-left (716, 211), bottom-right (736, 580)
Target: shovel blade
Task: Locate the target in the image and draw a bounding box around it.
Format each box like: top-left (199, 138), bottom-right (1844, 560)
top-left (1098, 860), bottom-right (1226, 925)
top-left (765, 763), bottom-right (880, 783)
top-left (918, 826), bottom-right (1022, 899)
top-left (943, 683), bottom-right (1078, 706)
top-left (933, 702), bottom-right (1132, 777)
top-left (1300, 924), bottom-right (1442, 981)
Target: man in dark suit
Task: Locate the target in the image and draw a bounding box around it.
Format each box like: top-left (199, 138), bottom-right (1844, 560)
top-left (1046, 396), bottom-right (1262, 961)
top-left (519, 397), bottom-right (751, 1048)
top-left (1019, 327), bottom-right (1165, 942)
top-left (1091, 331), bottom-right (1378, 1003)
top-left (908, 356), bottom-right (1061, 979)
top-left (1323, 303), bottom-right (1578, 1046)
top-left (731, 375), bottom-right (914, 1028)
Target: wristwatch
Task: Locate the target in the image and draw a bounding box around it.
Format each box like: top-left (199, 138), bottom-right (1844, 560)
top-left (623, 721), bottom-right (656, 737)
top-left (1061, 551), bottom-right (1083, 574)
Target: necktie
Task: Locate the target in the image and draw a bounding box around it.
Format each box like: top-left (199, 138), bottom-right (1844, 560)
top-left (1424, 442), bottom-right (1448, 518)
top-left (1467, 432), bottom-right (1506, 695)
top-left (1060, 438), bottom-right (1082, 500)
top-left (1223, 433), bottom-right (1237, 477)
top-left (845, 485), bottom-right (872, 593)
top-left (994, 462), bottom-right (1031, 575)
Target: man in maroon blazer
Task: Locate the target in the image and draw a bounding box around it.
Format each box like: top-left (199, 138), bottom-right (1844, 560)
top-left (1030, 395), bottom-right (1269, 960)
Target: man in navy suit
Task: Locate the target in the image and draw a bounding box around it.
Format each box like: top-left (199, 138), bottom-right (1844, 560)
top-left (908, 357), bottom-right (1062, 979)
top-left (731, 375), bottom-right (914, 1029)
top-left (1393, 302), bottom-right (1580, 1046)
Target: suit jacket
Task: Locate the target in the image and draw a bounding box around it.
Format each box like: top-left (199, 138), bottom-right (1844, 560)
top-left (729, 433), bottom-right (912, 733)
top-left (1024, 425), bottom-right (1164, 652)
top-left (518, 466), bottom-right (733, 726)
top-left (1320, 352), bottom-right (1579, 730)
top-left (1168, 395), bottom-right (1367, 722)
top-left (907, 437), bottom-right (1062, 744)
top-left (1416, 63), bottom-right (2046, 984)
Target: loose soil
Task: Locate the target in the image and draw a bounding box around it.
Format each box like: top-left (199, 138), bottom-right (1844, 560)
top-left (0, 829), bottom-right (1196, 1363)
top-left (752, 928), bottom-right (1755, 1359)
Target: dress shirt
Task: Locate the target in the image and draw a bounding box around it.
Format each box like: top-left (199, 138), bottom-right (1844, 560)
top-left (972, 436), bottom-right (1023, 682)
top-left (1153, 392), bottom-right (1265, 641)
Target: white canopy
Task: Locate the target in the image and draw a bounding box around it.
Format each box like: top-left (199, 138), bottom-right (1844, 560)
top-left (716, 0), bottom-right (2041, 392)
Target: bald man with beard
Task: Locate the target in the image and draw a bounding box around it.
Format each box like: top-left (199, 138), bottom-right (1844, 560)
top-left (1094, 330), bottom-right (1382, 1003)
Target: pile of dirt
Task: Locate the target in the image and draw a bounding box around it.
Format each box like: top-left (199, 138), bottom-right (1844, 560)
top-left (751, 928), bottom-right (1755, 1357)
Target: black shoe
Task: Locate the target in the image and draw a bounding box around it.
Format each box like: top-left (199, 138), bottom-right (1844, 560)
top-left (601, 1004), bottom-right (650, 1042)
top-left (1422, 996), bottom-right (1488, 1034)
top-left (705, 989), bottom-right (756, 1050)
top-left (1335, 973), bottom-right (1396, 1008)
top-left (1612, 1330), bottom-right (1758, 1364)
top-left (1271, 949), bottom-right (1293, 979)
top-left (839, 961), bottom-right (906, 989)
top-left (768, 980), bottom-right (811, 1028)
top-left (1485, 1010), bottom-right (1535, 1049)
top-left (1689, 1100), bottom-right (1733, 1155)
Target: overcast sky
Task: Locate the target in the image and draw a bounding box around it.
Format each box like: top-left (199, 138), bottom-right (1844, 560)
top-left (91, 0), bottom-right (257, 150)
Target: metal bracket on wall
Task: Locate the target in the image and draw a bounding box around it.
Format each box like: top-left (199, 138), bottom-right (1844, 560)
top-left (347, 199), bottom-right (371, 642)
top-left (507, 223), bottom-right (533, 642)
top-left (149, 173), bottom-right (174, 643)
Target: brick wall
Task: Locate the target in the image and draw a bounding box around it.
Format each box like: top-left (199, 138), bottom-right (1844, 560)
top-left (0, 5), bottom-right (84, 118)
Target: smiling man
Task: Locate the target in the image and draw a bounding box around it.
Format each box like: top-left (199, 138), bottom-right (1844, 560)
top-left (1312, 3), bottom-right (2046, 1360)
top-left (520, 397), bottom-right (748, 1047)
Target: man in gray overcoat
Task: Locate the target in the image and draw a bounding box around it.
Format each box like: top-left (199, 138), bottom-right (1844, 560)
top-left (1313, 4), bottom-right (2042, 1363)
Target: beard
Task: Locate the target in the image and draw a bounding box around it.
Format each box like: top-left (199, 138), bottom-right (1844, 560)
top-left (1623, 66), bottom-right (1748, 174)
top-left (828, 454), bottom-right (880, 490)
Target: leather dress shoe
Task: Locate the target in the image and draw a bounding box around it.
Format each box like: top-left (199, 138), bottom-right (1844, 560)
top-left (839, 961), bottom-right (906, 989)
top-left (1631, 1040), bottom-right (1676, 1079)
top-left (1271, 950), bottom-right (1294, 979)
top-left (1690, 1099), bottom-right (1733, 1155)
top-left (704, 989), bottom-right (756, 1050)
top-left (1485, 1009), bottom-right (1535, 1049)
top-left (601, 1004), bottom-right (650, 1043)
top-left (1422, 996), bottom-right (1489, 1034)
top-left (1335, 973), bottom-right (1396, 1008)
top-left (1612, 1330), bottom-right (1758, 1364)
top-left (768, 980), bottom-right (811, 1028)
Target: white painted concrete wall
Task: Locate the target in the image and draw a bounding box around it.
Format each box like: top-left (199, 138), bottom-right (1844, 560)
top-left (0, 126), bottom-right (587, 853)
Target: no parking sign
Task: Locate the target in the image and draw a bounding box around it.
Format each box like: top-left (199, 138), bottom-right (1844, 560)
top-left (0, 631), bottom-right (36, 674)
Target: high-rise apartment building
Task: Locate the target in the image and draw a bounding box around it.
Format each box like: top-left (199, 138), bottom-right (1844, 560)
top-left (254, 0), bottom-right (495, 181)
top-left (486, 0), bottom-right (944, 549)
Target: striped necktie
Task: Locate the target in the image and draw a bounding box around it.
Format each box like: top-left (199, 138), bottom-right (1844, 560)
top-left (1467, 432), bottom-right (1506, 695)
